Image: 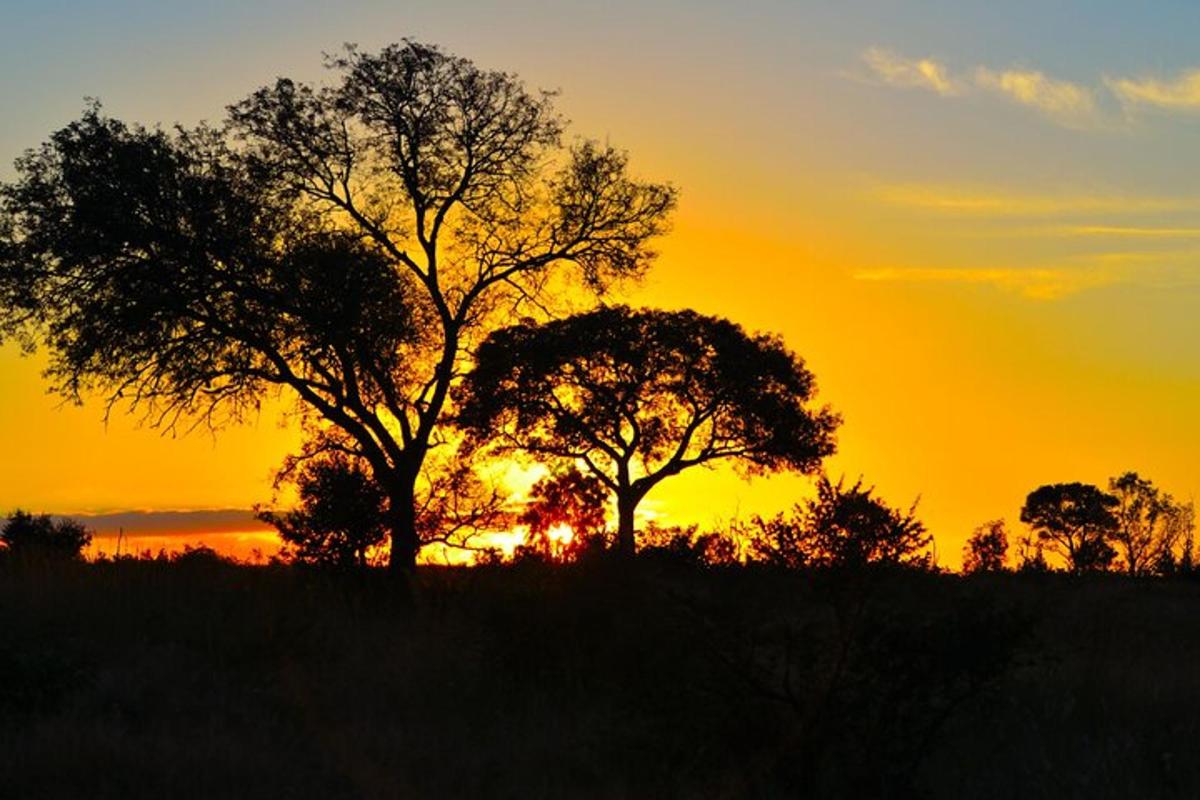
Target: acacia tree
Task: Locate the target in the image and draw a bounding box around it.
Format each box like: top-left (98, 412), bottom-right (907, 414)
top-left (1019, 482), bottom-right (1118, 573)
top-left (0, 42), bottom-right (675, 570)
top-left (456, 305), bottom-right (840, 556)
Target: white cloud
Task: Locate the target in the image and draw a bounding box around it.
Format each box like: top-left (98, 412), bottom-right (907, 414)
top-left (862, 47), bottom-right (962, 96)
top-left (974, 68), bottom-right (1098, 128)
top-left (859, 47), bottom-right (1115, 129)
top-left (1107, 68), bottom-right (1200, 110)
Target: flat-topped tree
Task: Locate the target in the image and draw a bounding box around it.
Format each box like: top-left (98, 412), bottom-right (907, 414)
top-left (0, 42), bottom-right (675, 570)
top-left (1020, 482), bottom-right (1119, 573)
top-left (457, 306), bottom-right (840, 556)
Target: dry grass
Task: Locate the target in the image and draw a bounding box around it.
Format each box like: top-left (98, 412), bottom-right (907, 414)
top-left (1, 558), bottom-right (1198, 798)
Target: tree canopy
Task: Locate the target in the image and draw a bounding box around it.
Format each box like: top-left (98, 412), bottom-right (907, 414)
top-left (1019, 482), bottom-right (1118, 573)
top-left (0, 41), bottom-right (675, 569)
top-left (457, 305), bottom-right (839, 555)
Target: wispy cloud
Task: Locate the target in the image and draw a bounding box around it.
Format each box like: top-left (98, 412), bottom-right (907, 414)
top-left (852, 266), bottom-right (1108, 300)
top-left (858, 47), bottom-right (1117, 129)
top-left (854, 251), bottom-right (1200, 300)
top-left (872, 183), bottom-right (1200, 217)
top-left (975, 68), bottom-right (1098, 128)
top-left (862, 47), bottom-right (962, 96)
top-left (57, 508), bottom-right (268, 536)
top-left (1050, 225), bottom-right (1200, 239)
top-left (1107, 68), bottom-right (1200, 110)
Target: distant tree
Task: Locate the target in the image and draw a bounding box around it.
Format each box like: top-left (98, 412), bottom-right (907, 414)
top-left (257, 456), bottom-right (388, 569)
top-left (457, 306), bottom-right (839, 556)
top-left (1019, 483), bottom-right (1118, 573)
top-left (1014, 533), bottom-right (1049, 574)
top-left (1172, 500), bottom-right (1198, 575)
top-left (748, 476), bottom-right (932, 570)
top-left (963, 519), bottom-right (1008, 574)
top-left (1108, 472), bottom-right (1195, 575)
top-left (0, 511), bottom-right (92, 560)
top-left (0, 41), bottom-right (675, 572)
top-left (517, 466), bottom-right (608, 560)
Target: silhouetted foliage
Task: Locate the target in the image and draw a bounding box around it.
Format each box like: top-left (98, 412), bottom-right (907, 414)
top-left (637, 522), bottom-right (740, 567)
top-left (963, 519), bottom-right (1008, 574)
top-left (1108, 471), bottom-right (1195, 575)
top-left (517, 466), bottom-right (608, 561)
top-left (1020, 483), bottom-right (1118, 573)
top-left (0, 511), bottom-right (91, 561)
top-left (748, 476), bottom-right (932, 570)
top-left (258, 457), bottom-right (388, 569)
top-left (1014, 533), bottom-right (1049, 574)
top-left (457, 305), bottom-right (838, 556)
top-left (0, 41), bottom-right (675, 571)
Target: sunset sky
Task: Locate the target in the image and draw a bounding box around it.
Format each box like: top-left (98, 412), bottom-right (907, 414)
top-left (2, 1), bottom-right (1199, 564)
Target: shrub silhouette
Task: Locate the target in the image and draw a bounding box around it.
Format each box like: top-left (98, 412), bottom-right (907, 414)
top-left (963, 519), bottom-right (1008, 574)
top-left (0, 511), bottom-right (92, 561)
top-left (258, 457), bottom-right (388, 569)
top-left (749, 476), bottom-right (931, 569)
top-left (517, 467), bottom-right (608, 561)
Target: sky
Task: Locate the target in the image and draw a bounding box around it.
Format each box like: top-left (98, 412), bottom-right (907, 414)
top-left (2, 0), bottom-right (1199, 565)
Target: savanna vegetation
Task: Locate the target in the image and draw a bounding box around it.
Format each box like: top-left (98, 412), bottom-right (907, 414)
top-left (2, 39), bottom-right (1200, 798)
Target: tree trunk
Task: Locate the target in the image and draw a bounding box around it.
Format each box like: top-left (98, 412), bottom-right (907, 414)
top-left (616, 491), bottom-right (638, 558)
top-left (386, 485), bottom-right (421, 572)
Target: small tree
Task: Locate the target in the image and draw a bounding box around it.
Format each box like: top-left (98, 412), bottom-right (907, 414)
top-left (1, 511), bottom-right (92, 560)
top-left (963, 519), bottom-right (1008, 574)
top-left (458, 306), bottom-right (839, 557)
top-left (1108, 472), bottom-right (1195, 575)
top-left (1019, 483), bottom-right (1118, 573)
top-left (257, 456), bottom-right (388, 569)
top-left (749, 476), bottom-right (932, 570)
top-left (517, 466), bottom-right (608, 561)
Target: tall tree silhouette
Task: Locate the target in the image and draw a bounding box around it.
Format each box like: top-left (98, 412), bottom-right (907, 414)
top-left (457, 306), bottom-right (839, 556)
top-left (0, 42), bottom-right (675, 570)
top-left (1019, 483), bottom-right (1118, 573)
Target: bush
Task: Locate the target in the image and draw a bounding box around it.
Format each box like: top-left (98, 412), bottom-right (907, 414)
top-left (963, 520), bottom-right (1008, 574)
top-left (0, 511), bottom-right (92, 561)
top-left (257, 456), bottom-right (388, 569)
top-left (748, 476), bottom-right (932, 570)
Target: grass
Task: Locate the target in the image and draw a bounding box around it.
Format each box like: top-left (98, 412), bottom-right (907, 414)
top-left (2, 557), bottom-right (1199, 798)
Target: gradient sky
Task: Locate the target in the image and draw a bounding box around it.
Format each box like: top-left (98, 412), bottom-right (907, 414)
top-left (2, 1), bottom-right (1199, 565)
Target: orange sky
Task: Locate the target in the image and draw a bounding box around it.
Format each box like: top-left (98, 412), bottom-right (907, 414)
top-left (2, 2), bottom-right (1199, 566)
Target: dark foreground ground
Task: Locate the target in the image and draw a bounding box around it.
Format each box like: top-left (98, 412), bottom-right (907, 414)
top-left (2, 558), bottom-right (1199, 799)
